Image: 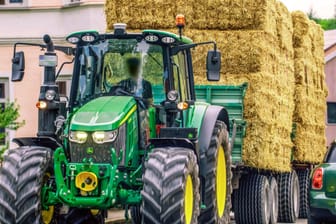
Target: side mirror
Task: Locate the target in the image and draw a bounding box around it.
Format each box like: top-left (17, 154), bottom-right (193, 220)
top-left (206, 50), bottom-right (221, 81)
top-left (12, 51), bottom-right (25, 82)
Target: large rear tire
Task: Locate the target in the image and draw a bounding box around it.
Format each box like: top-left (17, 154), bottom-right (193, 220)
top-left (142, 148), bottom-right (200, 224)
top-left (233, 174), bottom-right (271, 224)
top-left (297, 168), bottom-right (310, 218)
top-left (277, 170), bottom-right (300, 223)
top-left (198, 121), bottom-right (232, 224)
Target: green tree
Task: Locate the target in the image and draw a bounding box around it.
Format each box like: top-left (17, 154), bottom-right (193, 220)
top-left (0, 102), bottom-right (24, 162)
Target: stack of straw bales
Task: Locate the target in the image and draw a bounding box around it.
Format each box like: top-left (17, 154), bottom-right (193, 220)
top-left (291, 11), bottom-right (328, 164)
top-left (105, 0), bottom-right (327, 172)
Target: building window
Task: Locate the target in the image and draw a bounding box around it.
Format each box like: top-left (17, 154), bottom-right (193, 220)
top-left (0, 103), bottom-right (5, 145)
top-left (0, 80), bottom-right (8, 145)
top-left (0, 0), bottom-right (24, 5)
top-left (327, 102), bottom-right (336, 124)
top-left (57, 81), bottom-right (67, 97)
top-left (56, 75), bottom-right (71, 98)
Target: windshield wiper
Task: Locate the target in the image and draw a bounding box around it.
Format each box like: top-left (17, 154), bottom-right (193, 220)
top-left (148, 53), bottom-right (163, 68)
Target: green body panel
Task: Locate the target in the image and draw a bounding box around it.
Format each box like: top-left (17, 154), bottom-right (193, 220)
top-left (152, 84), bottom-right (247, 163)
top-left (48, 147), bottom-right (142, 209)
top-left (194, 84), bottom-right (247, 163)
top-left (70, 96), bottom-right (136, 131)
top-left (143, 30), bottom-right (193, 44)
top-left (310, 163), bottom-right (336, 215)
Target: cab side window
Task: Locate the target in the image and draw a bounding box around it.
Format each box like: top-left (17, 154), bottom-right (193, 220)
top-left (172, 50), bottom-right (191, 101)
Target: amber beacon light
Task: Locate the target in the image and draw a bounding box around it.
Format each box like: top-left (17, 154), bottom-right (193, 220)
top-left (176, 14), bottom-right (186, 28)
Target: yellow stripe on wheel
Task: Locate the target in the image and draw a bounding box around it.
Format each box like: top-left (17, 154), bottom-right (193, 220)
top-left (216, 145), bottom-right (227, 218)
top-left (184, 175), bottom-right (194, 224)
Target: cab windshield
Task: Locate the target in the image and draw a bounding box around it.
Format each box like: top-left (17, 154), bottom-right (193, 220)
top-left (74, 38), bottom-right (164, 105)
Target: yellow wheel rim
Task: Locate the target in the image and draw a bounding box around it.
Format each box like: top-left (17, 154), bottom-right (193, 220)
top-left (90, 209), bottom-right (100, 216)
top-left (42, 172), bottom-right (54, 224)
top-left (184, 175), bottom-right (193, 224)
top-left (42, 206), bottom-right (55, 224)
top-left (216, 145), bottom-right (226, 218)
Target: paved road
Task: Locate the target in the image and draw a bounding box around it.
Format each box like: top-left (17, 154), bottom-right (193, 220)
top-left (105, 210), bottom-right (307, 224)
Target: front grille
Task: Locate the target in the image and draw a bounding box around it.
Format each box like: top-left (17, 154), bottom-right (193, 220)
top-left (69, 125), bottom-right (126, 164)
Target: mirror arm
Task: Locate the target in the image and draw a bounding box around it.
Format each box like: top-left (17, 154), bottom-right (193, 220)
top-left (13, 42), bottom-right (75, 58)
top-left (171, 41), bottom-right (217, 55)
top-left (13, 42), bottom-right (45, 58)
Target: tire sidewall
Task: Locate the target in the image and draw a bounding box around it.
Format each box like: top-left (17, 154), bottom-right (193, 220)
top-left (291, 171), bottom-right (300, 219)
top-left (216, 127), bottom-right (232, 223)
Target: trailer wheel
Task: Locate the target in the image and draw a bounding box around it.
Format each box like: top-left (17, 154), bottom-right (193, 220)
top-left (268, 177), bottom-right (279, 224)
top-left (233, 174), bottom-right (271, 224)
top-left (142, 148), bottom-right (200, 224)
top-left (277, 170), bottom-right (300, 223)
top-left (130, 205), bottom-right (141, 224)
top-left (297, 168), bottom-right (310, 218)
top-left (199, 121), bottom-right (232, 224)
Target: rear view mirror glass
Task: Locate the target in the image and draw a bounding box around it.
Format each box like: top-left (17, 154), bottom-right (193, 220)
top-left (206, 50), bottom-right (221, 81)
top-left (11, 51), bottom-right (25, 82)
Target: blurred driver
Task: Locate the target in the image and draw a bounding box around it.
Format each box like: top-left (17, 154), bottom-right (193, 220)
top-left (119, 57), bottom-right (153, 106)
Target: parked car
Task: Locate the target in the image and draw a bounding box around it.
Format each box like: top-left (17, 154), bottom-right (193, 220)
top-left (309, 141), bottom-right (336, 224)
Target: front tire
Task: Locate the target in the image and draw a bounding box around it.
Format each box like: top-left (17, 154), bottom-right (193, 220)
top-left (0, 147), bottom-right (55, 224)
top-left (198, 121), bottom-right (232, 224)
top-left (142, 148), bottom-right (200, 224)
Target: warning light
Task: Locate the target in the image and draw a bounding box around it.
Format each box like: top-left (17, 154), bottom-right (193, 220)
top-left (176, 14), bottom-right (186, 27)
top-left (177, 101), bottom-right (189, 110)
top-left (36, 101), bottom-right (47, 109)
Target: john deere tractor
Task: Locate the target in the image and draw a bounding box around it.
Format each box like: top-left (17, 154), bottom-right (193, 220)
top-left (0, 18), bottom-right (232, 224)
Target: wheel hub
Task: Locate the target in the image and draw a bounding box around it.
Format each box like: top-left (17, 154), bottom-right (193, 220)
top-left (184, 175), bottom-right (194, 224)
top-left (216, 145), bottom-right (226, 218)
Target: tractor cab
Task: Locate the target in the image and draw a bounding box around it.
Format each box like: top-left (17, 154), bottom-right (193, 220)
top-left (65, 22), bottom-right (221, 153)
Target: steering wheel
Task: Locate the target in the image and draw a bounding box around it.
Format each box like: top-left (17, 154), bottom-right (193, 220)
top-left (109, 85), bottom-right (132, 96)
top-left (109, 85), bottom-right (148, 109)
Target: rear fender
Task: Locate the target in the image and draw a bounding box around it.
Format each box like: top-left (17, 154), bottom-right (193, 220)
top-left (198, 105), bottom-right (230, 184)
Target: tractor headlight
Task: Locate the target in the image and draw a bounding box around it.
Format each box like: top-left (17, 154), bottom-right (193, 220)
top-left (69, 131), bottom-right (88, 144)
top-left (92, 130), bottom-right (118, 144)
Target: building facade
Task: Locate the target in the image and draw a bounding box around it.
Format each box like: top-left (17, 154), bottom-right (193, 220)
top-left (0, 0), bottom-right (106, 146)
top-left (324, 30), bottom-right (336, 145)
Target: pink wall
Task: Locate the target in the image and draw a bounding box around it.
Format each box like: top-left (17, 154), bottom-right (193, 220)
top-left (325, 57), bottom-right (336, 145)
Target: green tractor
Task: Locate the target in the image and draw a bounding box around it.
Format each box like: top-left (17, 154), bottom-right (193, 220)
top-left (0, 20), bottom-right (232, 224)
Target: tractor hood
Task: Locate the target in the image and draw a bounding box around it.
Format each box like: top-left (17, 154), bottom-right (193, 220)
top-left (70, 96), bottom-right (136, 131)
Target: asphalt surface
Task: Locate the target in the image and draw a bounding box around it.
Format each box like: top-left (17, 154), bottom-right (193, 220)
top-left (105, 210), bottom-right (307, 224)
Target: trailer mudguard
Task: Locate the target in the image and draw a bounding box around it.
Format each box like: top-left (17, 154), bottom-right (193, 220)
top-left (198, 105), bottom-right (230, 176)
top-left (13, 137), bottom-right (62, 150)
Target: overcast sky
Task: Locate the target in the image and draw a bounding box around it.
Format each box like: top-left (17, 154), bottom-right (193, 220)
top-left (279, 0), bottom-right (335, 18)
